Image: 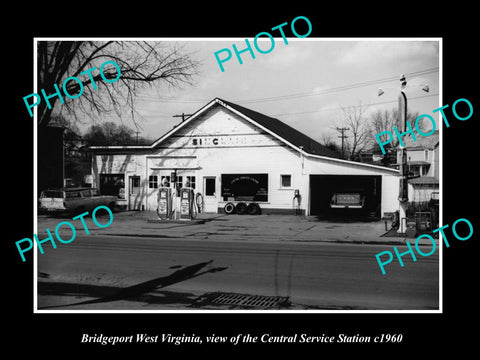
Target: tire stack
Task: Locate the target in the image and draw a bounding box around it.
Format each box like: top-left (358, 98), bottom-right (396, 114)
top-left (224, 202), bottom-right (261, 215)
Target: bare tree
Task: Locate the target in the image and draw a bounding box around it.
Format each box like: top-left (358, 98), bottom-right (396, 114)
top-left (37, 41), bottom-right (199, 128)
top-left (369, 108), bottom-right (421, 149)
top-left (319, 132), bottom-right (342, 154)
top-left (369, 108), bottom-right (397, 149)
top-left (337, 103), bottom-right (370, 161)
top-left (319, 132), bottom-right (332, 146)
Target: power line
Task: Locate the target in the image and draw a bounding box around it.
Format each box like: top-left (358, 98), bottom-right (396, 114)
top-left (133, 92), bottom-right (439, 121)
top-left (272, 93), bottom-right (439, 117)
top-left (135, 95), bottom-right (209, 104)
top-left (133, 67), bottom-right (439, 105)
top-left (239, 68), bottom-right (439, 104)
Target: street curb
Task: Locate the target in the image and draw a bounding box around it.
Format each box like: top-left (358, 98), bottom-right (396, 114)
top-left (146, 219), bottom-right (206, 225)
top-left (90, 232), bottom-right (436, 247)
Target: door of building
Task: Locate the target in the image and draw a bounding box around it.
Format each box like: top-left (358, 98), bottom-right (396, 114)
top-left (203, 176), bottom-right (217, 213)
top-left (128, 175), bottom-right (141, 210)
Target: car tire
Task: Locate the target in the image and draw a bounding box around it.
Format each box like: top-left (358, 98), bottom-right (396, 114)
top-left (107, 202), bottom-right (116, 213)
top-left (247, 202), bottom-right (261, 215)
top-left (235, 202), bottom-right (248, 215)
top-left (72, 206), bottom-right (86, 217)
top-left (224, 202), bottom-right (236, 215)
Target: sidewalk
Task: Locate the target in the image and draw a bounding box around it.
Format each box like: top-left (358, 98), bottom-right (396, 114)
top-left (37, 210), bottom-right (437, 246)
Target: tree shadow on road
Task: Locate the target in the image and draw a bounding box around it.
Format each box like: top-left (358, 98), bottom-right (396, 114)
top-left (38, 260), bottom-right (228, 309)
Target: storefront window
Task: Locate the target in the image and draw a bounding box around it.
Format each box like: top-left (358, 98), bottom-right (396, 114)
top-left (221, 173), bottom-right (268, 202)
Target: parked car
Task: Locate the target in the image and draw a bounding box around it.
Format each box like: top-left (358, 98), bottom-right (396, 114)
top-left (38, 187), bottom-right (117, 216)
top-left (330, 192), bottom-right (365, 209)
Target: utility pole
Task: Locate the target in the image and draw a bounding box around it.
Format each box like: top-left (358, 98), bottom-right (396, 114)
top-left (172, 113), bottom-right (193, 122)
top-left (397, 75), bottom-right (409, 234)
top-left (378, 74), bottom-right (429, 234)
top-left (336, 127), bottom-right (349, 158)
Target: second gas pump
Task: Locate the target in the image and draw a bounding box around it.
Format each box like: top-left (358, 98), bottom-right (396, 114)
top-left (179, 187), bottom-right (196, 220)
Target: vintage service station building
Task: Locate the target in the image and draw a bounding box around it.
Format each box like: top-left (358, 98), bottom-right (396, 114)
top-left (90, 98), bottom-right (400, 216)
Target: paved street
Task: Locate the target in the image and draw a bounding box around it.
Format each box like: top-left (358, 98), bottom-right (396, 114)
top-left (36, 218), bottom-right (439, 310)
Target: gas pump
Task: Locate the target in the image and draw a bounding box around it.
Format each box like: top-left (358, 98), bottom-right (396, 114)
top-left (157, 186), bottom-right (173, 220)
top-left (179, 187), bottom-right (196, 220)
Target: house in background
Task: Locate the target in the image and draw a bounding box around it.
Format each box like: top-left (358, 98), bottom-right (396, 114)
top-left (397, 131), bottom-right (439, 203)
top-left (38, 126), bottom-right (64, 192)
top-left (358, 144), bottom-right (398, 168)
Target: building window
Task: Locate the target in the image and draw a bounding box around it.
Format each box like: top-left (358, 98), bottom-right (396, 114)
top-left (149, 175), bottom-right (158, 189)
top-left (186, 176), bottom-right (196, 189)
top-left (160, 176), bottom-right (171, 187)
top-left (280, 174), bottom-right (292, 188)
top-left (424, 150), bottom-right (429, 160)
top-left (409, 165), bottom-right (421, 177)
top-left (175, 176), bottom-right (183, 197)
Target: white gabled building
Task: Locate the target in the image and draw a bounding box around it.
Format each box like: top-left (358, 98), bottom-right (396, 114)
top-left (90, 98), bottom-right (400, 216)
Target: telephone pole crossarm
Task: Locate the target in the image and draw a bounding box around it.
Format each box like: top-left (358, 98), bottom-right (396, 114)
top-left (336, 127), bottom-right (349, 158)
top-left (172, 113), bottom-right (193, 122)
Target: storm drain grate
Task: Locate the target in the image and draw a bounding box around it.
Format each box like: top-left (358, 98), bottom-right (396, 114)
top-left (210, 293), bottom-right (289, 308)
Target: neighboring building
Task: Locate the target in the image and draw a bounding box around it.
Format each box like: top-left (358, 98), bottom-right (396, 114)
top-left (397, 131), bottom-right (439, 203)
top-left (358, 145), bottom-right (397, 167)
top-left (63, 130), bottom-right (91, 188)
top-left (38, 126), bottom-right (64, 192)
top-left (37, 125), bottom-right (92, 190)
top-left (89, 98), bottom-right (400, 216)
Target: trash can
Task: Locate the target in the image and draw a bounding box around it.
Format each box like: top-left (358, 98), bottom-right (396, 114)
top-left (415, 212), bottom-right (432, 234)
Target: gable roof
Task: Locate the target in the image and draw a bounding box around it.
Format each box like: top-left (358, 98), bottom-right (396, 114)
top-left (90, 98), bottom-right (398, 173)
top-left (403, 130), bottom-right (439, 150)
top-left (92, 98), bottom-right (342, 158)
top-left (217, 99), bottom-right (342, 159)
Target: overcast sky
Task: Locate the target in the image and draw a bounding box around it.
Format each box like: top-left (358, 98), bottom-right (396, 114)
top-left (78, 38), bottom-right (441, 145)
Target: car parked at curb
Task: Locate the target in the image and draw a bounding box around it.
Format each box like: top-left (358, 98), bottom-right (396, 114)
top-left (39, 187), bottom-right (117, 216)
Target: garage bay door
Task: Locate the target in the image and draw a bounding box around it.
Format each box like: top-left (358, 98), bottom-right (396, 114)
top-left (309, 175), bottom-right (382, 218)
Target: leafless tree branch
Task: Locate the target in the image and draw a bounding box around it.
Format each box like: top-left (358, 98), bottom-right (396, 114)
top-left (339, 103), bottom-right (370, 160)
top-left (37, 41), bottom-right (199, 128)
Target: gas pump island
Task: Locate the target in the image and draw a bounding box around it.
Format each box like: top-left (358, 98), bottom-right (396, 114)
top-left (157, 171), bottom-right (204, 221)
